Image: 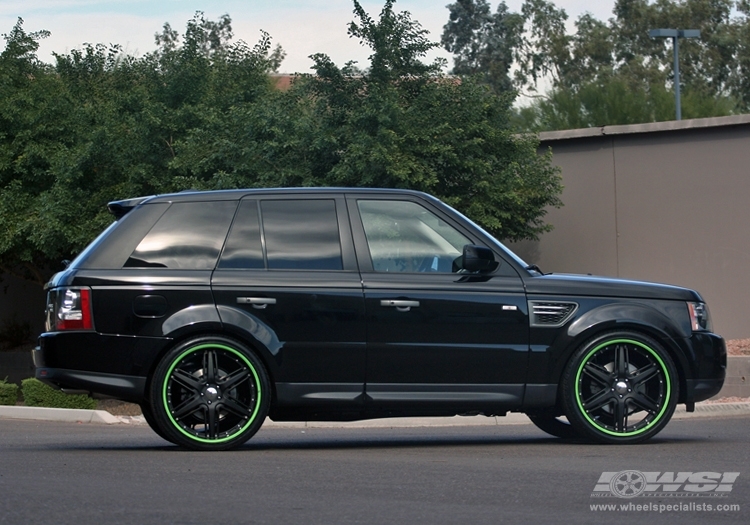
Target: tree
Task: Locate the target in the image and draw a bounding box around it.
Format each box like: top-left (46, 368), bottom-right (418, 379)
top-left (0, 2), bottom-right (562, 288)
top-left (443, 0), bottom-right (745, 130)
top-left (441, 0), bottom-right (524, 93)
top-left (176, 0), bottom-right (562, 241)
top-left (296, 0), bottom-right (562, 240)
top-left (0, 14), bottom-right (283, 285)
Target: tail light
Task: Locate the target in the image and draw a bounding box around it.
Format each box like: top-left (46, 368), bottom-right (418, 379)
top-left (48, 287), bottom-right (94, 331)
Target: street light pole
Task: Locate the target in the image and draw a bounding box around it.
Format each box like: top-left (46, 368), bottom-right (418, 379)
top-left (648, 29), bottom-right (700, 120)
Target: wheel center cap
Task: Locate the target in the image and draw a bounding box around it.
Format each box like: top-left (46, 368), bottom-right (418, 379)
top-left (615, 381), bottom-right (628, 394)
top-left (204, 386), bottom-right (219, 401)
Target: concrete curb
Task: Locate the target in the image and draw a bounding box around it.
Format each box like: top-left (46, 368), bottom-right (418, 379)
top-left (1, 401), bottom-right (749, 427)
top-left (0, 405), bottom-right (121, 424)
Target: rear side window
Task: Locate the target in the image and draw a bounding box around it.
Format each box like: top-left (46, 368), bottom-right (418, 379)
top-left (218, 199), bottom-right (343, 271)
top-left (125, 201), bottom-right (238, 269)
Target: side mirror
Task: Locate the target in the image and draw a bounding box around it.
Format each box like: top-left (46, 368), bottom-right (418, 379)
top-left (462, 244), bottom-right (499, 273)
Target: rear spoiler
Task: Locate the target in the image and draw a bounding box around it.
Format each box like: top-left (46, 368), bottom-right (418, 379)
top-left (107, 196), bottom-right (154, 219)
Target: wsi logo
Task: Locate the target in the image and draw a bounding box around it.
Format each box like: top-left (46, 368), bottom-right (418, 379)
top-left (592, 471), bottom-right (740, 499)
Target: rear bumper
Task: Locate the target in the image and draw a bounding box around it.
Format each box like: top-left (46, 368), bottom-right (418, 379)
top-left (35, 364), bottom-right (146, 402)
top-left (34, 331), bottom-right (169, 402)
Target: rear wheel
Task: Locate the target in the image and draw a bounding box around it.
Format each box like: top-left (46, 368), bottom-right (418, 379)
top-left (148, 335), bottom-right (270, 451)
top-left (562, 331), bottom-right (678, 444)
top-left (140, 401), bottom-right (176, 444)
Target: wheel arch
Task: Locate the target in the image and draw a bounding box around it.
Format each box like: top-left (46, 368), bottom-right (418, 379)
top-left (145, 312), bottom-right (281, 407)
top-left (548, 303), bottom-right (693, 405)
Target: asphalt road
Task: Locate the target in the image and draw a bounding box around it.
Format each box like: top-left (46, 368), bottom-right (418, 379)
top-left (1, 417), bottom-right (748, 525)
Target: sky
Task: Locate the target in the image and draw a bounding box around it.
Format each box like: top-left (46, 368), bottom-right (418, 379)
top-left (2, 1), bottom-right (617, 74)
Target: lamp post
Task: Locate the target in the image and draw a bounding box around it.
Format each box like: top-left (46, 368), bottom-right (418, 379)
top-left (648, 29), bottom-right (700, 120)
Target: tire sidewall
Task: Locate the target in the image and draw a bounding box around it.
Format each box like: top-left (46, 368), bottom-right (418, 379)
top-left (148, 335), bottom-right (270, 450)
top-left (562, 331), bottom-right (679, 444)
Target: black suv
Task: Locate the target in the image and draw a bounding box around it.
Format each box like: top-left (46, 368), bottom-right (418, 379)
top-left (35, 188), bottom-right (725, 450)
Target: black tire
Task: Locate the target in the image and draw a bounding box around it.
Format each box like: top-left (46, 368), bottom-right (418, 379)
top-left (148, 335), bottom-right (270, 451)
top-left (527, 411), bottom-right (582, 439)
top-left (139, 401), bottom-right (177, 444)
top-left (561, 331), bottom-right (678, 444)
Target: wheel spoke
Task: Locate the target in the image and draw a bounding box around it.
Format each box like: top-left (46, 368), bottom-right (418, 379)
top-left (631, 363), bottom-right (660, 387)
top-left (206, 404), bottom-right (219, 438)
top-left (582, 387), bottom-right (612, 412)
top-left (219, 367), bottom-right (250, 391)
top-left (221, 395), bottom-right (252, 418)
top-left (615, 344), bottom-right (629, 376)
top-left (203, 350), bottom-right (218, 383)
top-left (172, 393), bottom-right (203, 420)
top-left (614, 399), bottom-right (627, 432)
top-left (630, 390), bottom-right (660, 414)
top-left (171, 368), bottom-right (202, 392)
top-left (582, 362), bottom-right (612, 387)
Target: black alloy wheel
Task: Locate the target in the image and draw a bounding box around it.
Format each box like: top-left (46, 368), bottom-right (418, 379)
top-left (148, 335), bottom-right (270, 451)
top-left (561, 331), bottom-right (678, 444)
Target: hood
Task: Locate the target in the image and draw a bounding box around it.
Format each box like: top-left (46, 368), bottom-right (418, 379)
top-left (523, 273), bottom-right (702, 302)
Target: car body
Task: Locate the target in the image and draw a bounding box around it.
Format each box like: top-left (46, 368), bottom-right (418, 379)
top-left (34, 188), bottom-right (726, 449)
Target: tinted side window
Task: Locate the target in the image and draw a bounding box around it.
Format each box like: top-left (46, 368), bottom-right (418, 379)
top-left (218, 200), bottom-right (264, 269)
top-left (358, 200), bottom-right (469, 273)
top-left (125, 201), bottom-right (237, 269)
top-left (262, 200), bottom-right (343, 270)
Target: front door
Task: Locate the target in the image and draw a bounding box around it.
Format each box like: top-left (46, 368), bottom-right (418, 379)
top-left (348, 196), bottom-right (529, 409)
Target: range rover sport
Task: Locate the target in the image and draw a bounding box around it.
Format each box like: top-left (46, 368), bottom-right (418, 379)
top-left (34, 188), bottom-right (726, 450)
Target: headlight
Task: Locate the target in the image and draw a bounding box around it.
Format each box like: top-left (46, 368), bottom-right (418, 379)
top-left (687, 302), bottom-right (711, 332)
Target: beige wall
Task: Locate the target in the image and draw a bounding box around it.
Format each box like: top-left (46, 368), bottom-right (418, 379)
top-left (511, 117), bottom-right (750, 340)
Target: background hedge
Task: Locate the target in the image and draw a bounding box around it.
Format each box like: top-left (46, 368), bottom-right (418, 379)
top-left (21, 378), bottom-right (97, 409)
top-left (0, 378), bottom-right (17, 405)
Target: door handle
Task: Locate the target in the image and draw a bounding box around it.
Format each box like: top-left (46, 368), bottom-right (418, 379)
top-left (237, 297), bottom-right (277, 309)
top-left (380, 299), bottom-right (420, 312)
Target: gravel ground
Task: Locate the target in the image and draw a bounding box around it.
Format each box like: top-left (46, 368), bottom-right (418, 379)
top-left (727, 338), bottom-right (750, 355)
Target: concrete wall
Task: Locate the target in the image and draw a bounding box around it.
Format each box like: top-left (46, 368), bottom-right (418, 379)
top-left (511, 115), bottom-right (750, 340)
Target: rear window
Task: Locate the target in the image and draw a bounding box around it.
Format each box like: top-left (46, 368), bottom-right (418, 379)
top-left (218, 199), bottom-right (343, 271)
top-left (125, 201), bottom-right (238, 269)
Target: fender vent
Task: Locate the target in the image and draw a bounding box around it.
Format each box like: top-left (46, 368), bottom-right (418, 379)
top-left (529, 301), bottom-right (578, 327)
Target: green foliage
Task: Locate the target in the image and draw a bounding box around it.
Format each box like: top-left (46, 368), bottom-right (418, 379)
top-left (441, 0), bottom-right (524, 93)
top-left (0, 2), bottom-right (562, 285)
top-left (177, 0), bottom-right (562, 241)
top-left (21, 378), bottom-right (97, 409)
top-left (0, 378), bottom-right (18, 405)
top-left (443, 1), bottom-right (748, 130)
top-left (0, 13), bottom-right (281, 285)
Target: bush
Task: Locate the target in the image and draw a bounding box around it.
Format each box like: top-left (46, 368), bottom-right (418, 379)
top-left (21, 378), bottom-right (97, 409)
top-left (0, 378), bottom-right (18, 405)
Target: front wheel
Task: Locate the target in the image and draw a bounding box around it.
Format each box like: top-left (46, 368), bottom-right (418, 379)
top-left (561, 331), bottom-right (678, 444)
top-left (527, 411), bottom-right (582, 439)
top-left (148, 335), bottom-right (270, 451)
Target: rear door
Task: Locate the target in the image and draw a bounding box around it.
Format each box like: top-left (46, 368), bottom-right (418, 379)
top-left (211, 195), bottom-right (367, 410)
top-left (347, 195), bottom-right (529, 409)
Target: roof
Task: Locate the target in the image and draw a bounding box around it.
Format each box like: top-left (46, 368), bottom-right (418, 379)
top-left (537, 114), bottom-right (750, 143)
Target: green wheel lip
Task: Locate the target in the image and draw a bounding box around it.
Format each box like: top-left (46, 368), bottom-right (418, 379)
top-left (162, 343), bottom-right (262, 444)
top-left (574, 338), bottom-right (671, 438)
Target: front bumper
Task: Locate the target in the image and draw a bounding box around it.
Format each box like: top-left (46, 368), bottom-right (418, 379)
top-left (685, 332), bottom-right (726, 403)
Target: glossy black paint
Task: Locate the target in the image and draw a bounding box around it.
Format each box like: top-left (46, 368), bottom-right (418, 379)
top-left (35, 188), bottom-right (726, 424)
